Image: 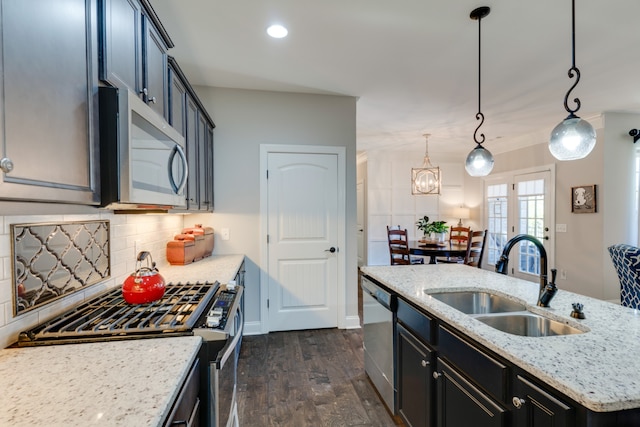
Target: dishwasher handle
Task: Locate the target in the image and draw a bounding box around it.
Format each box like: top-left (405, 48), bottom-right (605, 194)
top-left (361, 278), bottom-right (393, 310)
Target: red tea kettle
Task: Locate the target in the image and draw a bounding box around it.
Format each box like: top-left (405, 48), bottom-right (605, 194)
top-left (122, 251), bottom-right (166, 304)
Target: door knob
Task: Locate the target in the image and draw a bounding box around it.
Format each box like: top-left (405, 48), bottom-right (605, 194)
top-left (325, 247), bottom-right (337, 253)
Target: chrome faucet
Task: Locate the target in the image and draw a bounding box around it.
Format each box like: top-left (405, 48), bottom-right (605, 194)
top-left (494, 234), bottom-right (557, 307)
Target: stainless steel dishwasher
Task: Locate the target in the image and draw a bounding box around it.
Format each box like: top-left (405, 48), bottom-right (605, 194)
top-left (362, 276), bottom-right (396, 413)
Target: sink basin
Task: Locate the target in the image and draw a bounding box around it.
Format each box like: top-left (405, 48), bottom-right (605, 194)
top-left (428, 291), bottom-right (526, 314)
top-left (475, 313), bottom-right (585, 337)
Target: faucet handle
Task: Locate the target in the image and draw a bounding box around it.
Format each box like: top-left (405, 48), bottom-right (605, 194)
top-left (550, 268), bottom-right (557, 285)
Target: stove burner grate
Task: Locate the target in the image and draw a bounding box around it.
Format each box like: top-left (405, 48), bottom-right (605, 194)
top-left (16, 281), bottom-right (219, 346)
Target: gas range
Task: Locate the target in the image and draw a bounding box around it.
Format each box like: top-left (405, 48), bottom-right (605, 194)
top-left (15, 281), bottom-right (241, 347)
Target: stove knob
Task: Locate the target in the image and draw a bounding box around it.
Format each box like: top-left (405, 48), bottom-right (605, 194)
top-left (206, 315), bottom-right (221, 328)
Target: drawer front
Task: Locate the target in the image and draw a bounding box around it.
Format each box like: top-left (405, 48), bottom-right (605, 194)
top-left (438, 325), bottom-right (508, 401)
top-left (397, 298), bottom-right (435, 344)
top-left (165, 358), bottom-right (200, 426)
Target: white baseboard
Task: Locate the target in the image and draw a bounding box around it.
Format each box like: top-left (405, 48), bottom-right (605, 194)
top-left (242, 320), bottom-right (264, 336)
top-left (343, 315), bottom-right (362, 329)
top-left (241, 316), bottom-right (362, 335)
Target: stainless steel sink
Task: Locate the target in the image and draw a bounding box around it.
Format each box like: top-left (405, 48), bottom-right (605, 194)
top-left (428, 291), bottom-right (526, 314)
top-left (474, 313), bottom-right (585, 337)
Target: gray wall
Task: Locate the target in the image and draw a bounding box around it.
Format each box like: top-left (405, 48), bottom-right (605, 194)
top-left (190, 87), bottom-right (358, 333)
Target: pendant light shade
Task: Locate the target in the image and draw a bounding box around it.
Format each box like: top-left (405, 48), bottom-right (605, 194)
top-left (549, 0), bottom-right (596, 161)
top-left (549, 115), bottom-right (596, 160)
top-left (465, 6), bottom-right (494, 177)
top-left (465, 144), bottom-right (494, 177)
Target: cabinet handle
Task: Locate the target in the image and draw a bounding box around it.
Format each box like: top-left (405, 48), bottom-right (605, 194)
top-left (432, 371), bottom-right (442, 379)
top-left (512, 396), bottom-right (526, 409)
top-left (0, 157), bottom-right (14, 173)
top-left (421, 360), bottom-right (430, 367)
top-left (139, 88), bottom-right (156, 104)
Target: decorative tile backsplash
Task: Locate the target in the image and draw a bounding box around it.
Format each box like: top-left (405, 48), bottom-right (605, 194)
top-left (11, 221), bottom-right (110, 315)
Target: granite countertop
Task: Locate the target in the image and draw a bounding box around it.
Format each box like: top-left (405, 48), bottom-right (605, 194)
top-left (0, 254), bottom-right (245, 426)
top-left (0, 336), bottom-right (202, 427)
top-left (159, 254), bottom-right (245, 284)
top-left (361, 264), bottom-right (640, 413)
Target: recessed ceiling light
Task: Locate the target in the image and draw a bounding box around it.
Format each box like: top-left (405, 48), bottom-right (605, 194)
top-left (267, 24), bottom-right (288, 39)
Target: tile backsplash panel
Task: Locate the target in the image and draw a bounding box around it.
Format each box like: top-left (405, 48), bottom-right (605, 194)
top-left (12, 220), bottom-right (111, 315)
top-left (0, 211), bottom-right (186, 348)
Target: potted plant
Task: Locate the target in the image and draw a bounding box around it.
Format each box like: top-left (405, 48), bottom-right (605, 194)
top-left (416, 216), bottom-right (449, 242)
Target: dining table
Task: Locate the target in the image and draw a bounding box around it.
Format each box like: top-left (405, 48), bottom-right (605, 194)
top-left (409, 240), bottom-right (468, 264)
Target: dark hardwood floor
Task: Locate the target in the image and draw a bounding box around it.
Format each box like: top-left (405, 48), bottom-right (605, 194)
top-left (237, 328), bottom-right (404, 427)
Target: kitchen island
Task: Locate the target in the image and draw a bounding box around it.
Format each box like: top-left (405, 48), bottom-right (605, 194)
top-left (361, 264), bottom-right (640, 422)
top-left (0, 254), bottom-right (245, 427)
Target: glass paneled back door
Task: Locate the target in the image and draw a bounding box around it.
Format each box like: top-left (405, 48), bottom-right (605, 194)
top-left (485, 169), bottom-right (554, 282)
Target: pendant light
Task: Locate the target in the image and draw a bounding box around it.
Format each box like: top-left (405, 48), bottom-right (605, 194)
top-left (411, 134), bottom-right (441, 195)
top-left (549, 0), bottom-right (596, 161)
top-left (465, 6), bottom-right (494, 177)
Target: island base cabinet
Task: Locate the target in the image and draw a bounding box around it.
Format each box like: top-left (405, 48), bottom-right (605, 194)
top-left (435, 357), bottom-right (507, 427)
top-left (512, 374), bottom-right (574, 427)
top-left (397, 323), bottom-right (434, 427)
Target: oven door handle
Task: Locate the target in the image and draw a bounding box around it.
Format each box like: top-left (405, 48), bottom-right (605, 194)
top-left (218, 308), bottom-right (243, 368)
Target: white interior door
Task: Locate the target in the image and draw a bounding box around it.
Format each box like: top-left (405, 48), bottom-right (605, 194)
top-left (266, 152), bottom-right (339, 331)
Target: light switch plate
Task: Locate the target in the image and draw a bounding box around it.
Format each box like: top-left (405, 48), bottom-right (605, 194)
top-left (556, 224), bottom-right (567, 232)
top-left (221, 228), bottom-right (230, 241)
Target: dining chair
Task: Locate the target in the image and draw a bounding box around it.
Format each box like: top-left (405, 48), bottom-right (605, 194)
top-left (387, 226), bottom-right (424, 265)
top-left (449, 226), bottom-right (471, 246)
top-left (465, 229), bottom-right (487, 268)
top-left (437, 226), bottom-right (471, 264)
top-left (608, 244), bottom-right (640, 309)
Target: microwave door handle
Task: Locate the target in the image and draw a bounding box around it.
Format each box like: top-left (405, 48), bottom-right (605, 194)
top-left (168, 144), bottom-right (189, 194)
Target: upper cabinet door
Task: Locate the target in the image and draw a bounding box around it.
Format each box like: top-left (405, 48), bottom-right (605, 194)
top-left (99, 0), bottom-right (142, 93)
top-left (142, 18), bottom-right (167, 117)
top-left (168, 60), bottom-right (187, 136)
top-left (100, 0), bottom-right (168, 117)
top-left (0, 0), bottom-right (100, 204)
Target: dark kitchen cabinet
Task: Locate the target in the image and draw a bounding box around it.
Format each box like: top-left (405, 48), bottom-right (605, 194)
top-left (396, 298), bottom-right (436, 427)
top-left (198, 114), bottom-right (214, 211)
top-left (435, 324), bottom-right (508, 427)
top-left (512, 374), bottom-right (575, 427)
top-left (434, 357), bottom-right (507, 427)
top-left (100, 0), bottom-right (171, 118)
top-left (168, 57), bottom-right (215, 212)
top-left (164, 358), bottom-right (200, 427)
top-left (0, 0), bottom-right (100, 205)
top-left (168, 59), bottom-right (188, 136)
top-left (397, 323), bottom-right (434, 427)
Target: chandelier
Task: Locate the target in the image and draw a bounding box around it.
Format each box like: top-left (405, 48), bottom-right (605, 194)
top-left (411, 134), bottom-right (441, 195)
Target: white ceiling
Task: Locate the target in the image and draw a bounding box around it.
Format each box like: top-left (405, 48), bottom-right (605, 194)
top-left (149, 0), bottom-right (640, 158)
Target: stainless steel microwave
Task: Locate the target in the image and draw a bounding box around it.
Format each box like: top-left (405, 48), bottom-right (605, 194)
top-left (99, 86), bottom-right (188, 210)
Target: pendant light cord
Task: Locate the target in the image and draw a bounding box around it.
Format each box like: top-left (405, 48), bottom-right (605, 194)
top-left (473, 11), bottom-right (485, 145)
top-left (563, 0), bottom-right (581, 117)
